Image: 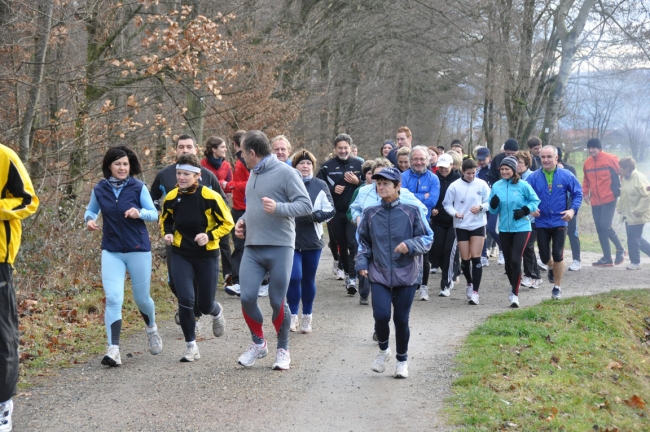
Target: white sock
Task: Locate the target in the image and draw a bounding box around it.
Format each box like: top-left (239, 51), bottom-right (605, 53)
top-left (146, 324), bottom-right (158, 333)
top-left (187, 341), bottom-right (197, 348)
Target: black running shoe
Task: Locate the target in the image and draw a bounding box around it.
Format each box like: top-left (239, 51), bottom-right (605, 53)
top-left (592, 257), bottom-right (614, 267)
top-left (614, 249), bottom-right (626, 265)
top-left (548, 269), bottom-right (554, 284)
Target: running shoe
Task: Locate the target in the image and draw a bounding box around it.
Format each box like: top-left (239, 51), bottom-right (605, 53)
top-left (146, 326), bottom-right (163, 355)
top-left (465, 283), bottom-right (473, 300)
top-left (335, 268), bottom-right (345, 280)
top-left (238, 341), bottom-right (268, 367)
top-left (346, 278), bottom-right (357, 296)
top-left (508, 293), bottom-right (519, 308)
top-left (615, 249), bottom-right (626, 265)
top-left (359, 296), bottom-right (369, 305)
top-left (222, 274), bottom-right (233, 292)
top-left (469, 291), bottom-right (479, 305)
top-left (290, 314), bottom-right (298, 332)
top-left (371, 348), bottom-right (392, 373)
top-left (627, 263), bottom-right (641, 270)
top-left (430, 267), bottom-right (439, 274)
top-left (438, 287), bottom-right (450, 297)
top-left (225, 283), bottom-right (241, 296)
top-left (174, 310), bottom-right (181, 326)
top-left (449, 278), bottom-right (455, 290)
top-left (272, 348), bottom-right (291, 370)
top-left (489, 246), bottom-right (498, 257)
top-left (592, 257), bottom-right (614, 267)
top-left (0, 399), bottom-right (12, 432)
top-left (419, 285), bottom-right (429, 301)
top-left (300, 314), bottom-right (312, 334)
top-left (530, 278), bottom-right (542, 289)
top-left (259, 283), bottom-right (269, 297)
top-left (180, 343), bottom-right (200, 362)
top-left (480, 256), bottom-right (489, 267)
top-left (394, 361), bottom-right (409, 379)
top-left (101, 345), bottom-right (121, 367)
top-left (548, 269), bottom-right (554, 284)
top-left (551, 286), bottom-right (562, 300)
top-left (212, 304), bottom-right (226, 337)
top-left (568, 260), bottom-right (581, 271)
top-left (498, 251), bottom-right (505, 265)
top-left (521, 276), bottom-right (532, 288)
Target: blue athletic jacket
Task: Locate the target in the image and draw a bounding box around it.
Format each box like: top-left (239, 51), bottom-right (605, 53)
top-left (526, 168), bottom-right (582, 229)
top-left (488, 178), bottom-right (540, 233)
top-left (401, 168), bottom-right (440, 219)
top-left (356, 199), bottom-right (432, 287)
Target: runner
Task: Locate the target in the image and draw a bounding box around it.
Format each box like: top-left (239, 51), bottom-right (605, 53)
top-left (271, 135), bottom-right (292, 165)
top-left (442, 159), bottom-right (490, 305)
top-left (234, 130), bottom-right (312, 370)
top-left (0, 144), bottom-right (38, 432)
top-left (475, 146), bottom-right (494, 266)
top-left (380, 140), bottom-right (396, 158)
top-left (515, 151), bottom-right (542, 290)
top-left (317, 134), bottom-right (363, 295)
top-left (85, 146), bottom-right (161, 366)
top-left (396, 147), bottom-right (411, 172)
top-left (287, 149), bottom-right (335, 333)
top-left (617, 157), bottom-right (650, 270)
top-left (387, 126), bottom-right (413, 165)
top-left (356, 167), bottom-right (432, 379)
top-left (160, 153), bottom-right (234, 362)
top-left (527, 146), bottom-right (582, 300)
top-left (556, 147), bottom-right (582, 271)
top-left (488, 156), bottom-right (540, 308)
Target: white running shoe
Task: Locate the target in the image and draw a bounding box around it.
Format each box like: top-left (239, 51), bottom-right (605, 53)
top-left (551, 286), bottom-right (562, 300)
top-left (480, 256), bottom-right (489, 267)
top-left (521, 276), bottom-right (532, 288)
top-left (272, 348), bottom-right (291, 370)
top-left (371, 348), bottom-right (392, 373)
top-left (332, 260), bottom-right (339, 276)
top-left (469, 291), bottom-right (479, 305)
top-left (419, 285), bottom-right (429, 301)
top-left (0, 399), bottom-right (12, 432)
top-left (489, 246), bottom-right (498, 257)
top-left (537, 258), bottom-right (548, 271)
top-left (101, 345), bottom-right (121, 367)
top-left (449, 279), bottom-right (455, 290)
top-left (290, 314), bottom-right (298, 332)
top-left (568, 260), bottom-right (581, 271)
top-left (438, 288), bottom-right (450, 297)
top-left (509, 293), bottom-right (519, 308)
top-left (431, 267), bottom-right (439, 274)
top-left (238, 341), bottom-right (268, 367)
top-left (627, 263), bottom-right (641, 270)
top-left (300, 314), bottom-right (312, 334)
top-left (180, 342), bottom-right (200, 362)
top-left (497, 252), bottom-right (505, 265)
top-left (394, 361), bottom-right (409, 379)
top-left (225, 283), bottom-right (241, 296)
top-left (335, 268), bottom-right (345, 280)
top-left (466, 283), bottom-right (473, 300)
top-left (146, 326), bottom-right (163, 355)
top-left (530, 279), bottom-right (542, 289)
top-left (212, 305), bottom-right (226, 337)
top-left (259, 283), bottom-right (269, 297)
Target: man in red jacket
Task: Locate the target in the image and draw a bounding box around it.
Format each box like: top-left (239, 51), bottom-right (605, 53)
top-left (582, 138), bottom-right (625, 266)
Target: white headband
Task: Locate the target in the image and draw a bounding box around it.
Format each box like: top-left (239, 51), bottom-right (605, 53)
top-left (176, 164), bottom-right (201, 174)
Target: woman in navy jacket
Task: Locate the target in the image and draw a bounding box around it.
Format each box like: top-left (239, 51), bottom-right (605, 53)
top-left (84, 146), bottom-right (161, 367)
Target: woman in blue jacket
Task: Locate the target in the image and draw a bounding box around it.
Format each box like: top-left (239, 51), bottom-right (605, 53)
top-left (85, 146), bottom-right (161, 367)
top-left (488, 156), bottom-right (540, 308)
top-left (356, 167), bottom-right (432, 379)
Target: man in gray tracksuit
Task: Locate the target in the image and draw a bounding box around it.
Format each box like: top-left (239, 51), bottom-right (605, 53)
top-left (234, 130), bottom-right (312, 371)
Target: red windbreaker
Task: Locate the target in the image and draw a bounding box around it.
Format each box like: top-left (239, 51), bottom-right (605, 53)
top-left (582, 151), bottom-right (620, 206)
top-left (224, 151), bottom-right (249, 211)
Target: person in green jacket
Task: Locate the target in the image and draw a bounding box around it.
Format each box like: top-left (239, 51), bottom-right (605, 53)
top-left (617, 157), bottom-right (650, 270)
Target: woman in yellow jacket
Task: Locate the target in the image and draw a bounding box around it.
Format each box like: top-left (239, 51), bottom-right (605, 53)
top-left (617, 157), bottom-right (650, 270)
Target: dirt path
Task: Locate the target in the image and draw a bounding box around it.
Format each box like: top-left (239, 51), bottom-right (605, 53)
top-left (13, 249), bottom-right (650, 431)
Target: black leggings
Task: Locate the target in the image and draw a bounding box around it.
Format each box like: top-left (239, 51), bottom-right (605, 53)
top-left (523, 224), bottom-right (540, 279)
top-left (568, 212), bottom-right (580, 262)
top-left (537, 226), bottom-right (567, 264)
top-left (330, 212), bottom-right (357, 277)
top-left (592, 201), bottom-right (623, 259)
top-left (432, 224), bottom-right (458, 289)
top-left (170, 253), bottom-right (221, 342)
top-left (626, 222), bottom-right (650, 265)
top-left (500, 231), bottom-right (530, 296)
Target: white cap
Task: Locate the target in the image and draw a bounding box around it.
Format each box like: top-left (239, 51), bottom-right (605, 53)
top-left (437, 154), bottom-right (453, 168)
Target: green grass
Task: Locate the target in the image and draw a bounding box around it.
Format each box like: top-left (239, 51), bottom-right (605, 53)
top-left (447, 289), bottom-right (650, 431)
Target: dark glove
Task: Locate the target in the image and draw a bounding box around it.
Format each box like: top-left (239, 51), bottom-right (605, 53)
top-left (513, 207), bottom-right (530, 221)
top-left (490, 195), bottom-right (500, 209)
top-left (295, 215), bottom-right (313, 224)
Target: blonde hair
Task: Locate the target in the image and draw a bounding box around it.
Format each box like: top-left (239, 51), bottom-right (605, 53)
top-left (271, 135), bottom-right (292, 152)
top-left (446, 150), bottom-right (462, 169)
top-left (397, 147), bottom-right (411, 157)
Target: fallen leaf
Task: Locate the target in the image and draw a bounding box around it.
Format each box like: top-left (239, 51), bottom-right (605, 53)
top-left (606, 361), bottom-right (622, 370)
top-left (595, 303), bottom-right (604, 309)
top-left (624, 395), bottom-right (646, 409)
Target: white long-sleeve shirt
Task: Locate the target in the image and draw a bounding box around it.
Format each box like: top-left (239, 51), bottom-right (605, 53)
top-left (443, 177), bottom-right (490, 230)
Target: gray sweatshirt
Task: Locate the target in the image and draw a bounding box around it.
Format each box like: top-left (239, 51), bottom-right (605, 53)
top-left (240, 155), bottom-right (312, 247)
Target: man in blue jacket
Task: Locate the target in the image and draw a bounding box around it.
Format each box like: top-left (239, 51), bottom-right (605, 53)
top-left (527, 146), bottom-right (582, 300)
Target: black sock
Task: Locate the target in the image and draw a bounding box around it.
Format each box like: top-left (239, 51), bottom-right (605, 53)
top-left (461, 259), bottom-right (472, 284)
top-left (471, 257), bottom-right (483, 292)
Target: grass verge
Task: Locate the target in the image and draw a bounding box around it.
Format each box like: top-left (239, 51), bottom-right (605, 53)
top-left (447, 289), bottom-right (650, 431)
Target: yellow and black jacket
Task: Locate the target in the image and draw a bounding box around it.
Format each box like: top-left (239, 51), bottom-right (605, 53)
top-left (160, 185), bottom-right (233, 258)
top-left (0, 144), bottom-right (39, 264)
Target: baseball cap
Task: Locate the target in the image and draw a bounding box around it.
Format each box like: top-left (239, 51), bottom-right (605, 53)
top-left (371, 167), bottom-right (402, 182)
top-left (476, 147), bottom-right (490, 160)
top-left (437, 154), bottom-right (453, 168)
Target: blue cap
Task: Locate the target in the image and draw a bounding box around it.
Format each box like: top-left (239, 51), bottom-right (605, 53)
top-left (477, 147), bottom-right (490, 160)
top-left (371, 167), bottom-right (402, 182)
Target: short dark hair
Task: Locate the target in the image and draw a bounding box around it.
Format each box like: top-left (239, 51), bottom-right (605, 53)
top-left (102, 146), bottom-right (142, 179)
top-left (176, 134), bottom-right (195, 147)
top-left (242, 130), bottom-right (271, 157)
top-left (461, 158), bottom-right (478, 171)
top-left (232, 130), bottom-right (246, 147)
top-left (204, 136), bottom-right (225, 157)
top-left (527, 136), bottom-right (542, 148)
top-left (437, 145), bottom-right (445, 152)
top-left (176, 153), bottom-right (201, 168)
top-left (451, 139), bottom-right (462, 148)
top-left (333, 133), bottom-right (352, 147)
